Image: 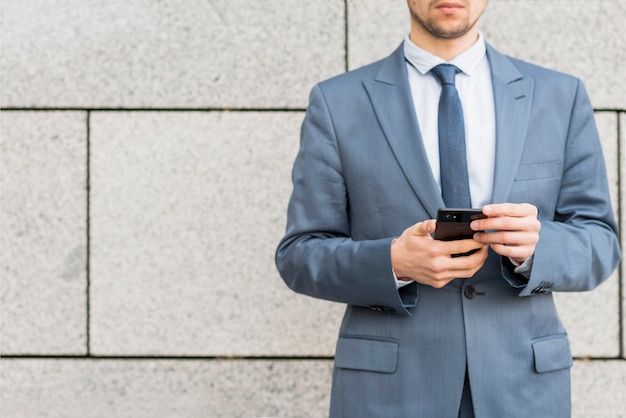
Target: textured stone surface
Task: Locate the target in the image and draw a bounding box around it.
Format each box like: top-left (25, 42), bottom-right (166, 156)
top-left (347, 0), bottom-right (408, 68)
top-left (0, 359), bottom-right (334, 417)
top-left (553, 112), bottom-right (621, 357)
top-left (571, 360), bottom-right (626, 417)
top-left (0, 0), bottom-right (345, 109)
top-left (89, 111), bottom-right (344, 355)
top-left (481, 0), bottom-right (626, 110)
top-left (0, 112), bottom-right (87, 354)
top-left (554, 272), bottom-right (620, 358)
top-left (348, 0), bottom-right (626, 109)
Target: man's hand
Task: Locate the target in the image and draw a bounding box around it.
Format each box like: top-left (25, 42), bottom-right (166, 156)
top-left (471, 203), bottom-right (541, 265)
top-left (391, 219), bottom-right (488, 288)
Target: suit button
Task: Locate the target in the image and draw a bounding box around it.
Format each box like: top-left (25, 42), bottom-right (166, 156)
top-left (464, 286), bottom-right (476, 299)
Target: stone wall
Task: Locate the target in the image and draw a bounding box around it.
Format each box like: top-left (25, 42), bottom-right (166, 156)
top-left (1, 1), bottom-right (624, 416)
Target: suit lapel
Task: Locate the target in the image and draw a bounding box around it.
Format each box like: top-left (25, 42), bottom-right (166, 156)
top-left (487, 44), bottom-right (534, 204)
top-left (363, 44), bottom-right (443, 218)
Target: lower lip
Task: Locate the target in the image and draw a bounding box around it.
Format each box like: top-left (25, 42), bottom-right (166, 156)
top-left (437, 6), bottom-right (463, 14)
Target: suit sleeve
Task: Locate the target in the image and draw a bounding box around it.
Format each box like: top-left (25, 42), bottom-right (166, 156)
top-left (275, 84), bottom-right (418, 315)
top-left (504, 79), bottom-right (621, 296)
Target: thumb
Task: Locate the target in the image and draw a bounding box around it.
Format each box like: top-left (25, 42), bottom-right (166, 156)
top-left (412, 219), bottom-right (436, 236)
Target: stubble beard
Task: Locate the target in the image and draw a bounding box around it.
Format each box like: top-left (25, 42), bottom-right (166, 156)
top-left (410, 10), bottom-right (477, 40)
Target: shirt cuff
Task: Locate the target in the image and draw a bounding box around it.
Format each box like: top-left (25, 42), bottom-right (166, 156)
top-left (393, 268), bottom-right (413, 289)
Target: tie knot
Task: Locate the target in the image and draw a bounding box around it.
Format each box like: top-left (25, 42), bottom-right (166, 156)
top-left (430, 64), bottom-right (460, 86)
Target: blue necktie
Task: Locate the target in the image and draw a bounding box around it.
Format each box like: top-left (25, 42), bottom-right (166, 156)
top-left (431, 64), bottom-right (471, 208)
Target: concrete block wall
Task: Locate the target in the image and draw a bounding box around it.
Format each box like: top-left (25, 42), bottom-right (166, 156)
top-left (1, 1), bottom-right (624, 416)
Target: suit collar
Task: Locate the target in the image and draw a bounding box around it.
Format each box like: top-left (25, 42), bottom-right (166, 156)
top-left (403, 32), bottom-right (488, 76)
top-left (485, 42), bottom-right (524, 84)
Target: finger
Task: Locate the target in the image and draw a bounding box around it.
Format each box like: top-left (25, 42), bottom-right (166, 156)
top-left (482, 203), bottom-right (537, 218)
top-left (489, 243), bottom-right (535, 262)
top-left (416, 246), bottom-right (488, 287)
top-left (444, 238), bottom-right (486, 255)
top-left (441, 245), bottom-right (489, 274)
top-left (473, 230), bottom-right (538, 246)
top-left (472, 213), bottom-right (540, 233)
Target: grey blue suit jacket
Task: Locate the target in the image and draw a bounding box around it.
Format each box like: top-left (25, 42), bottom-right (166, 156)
top-left (275, 42), bottom-right (621, 418)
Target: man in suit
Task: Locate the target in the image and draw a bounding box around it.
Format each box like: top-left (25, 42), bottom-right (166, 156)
top-left (275, 0), bottom-right (621, 416)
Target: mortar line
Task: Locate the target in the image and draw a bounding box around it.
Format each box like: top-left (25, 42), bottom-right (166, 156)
top-left (0, 354), bottom-right (335, 361)
top-left (86, 110), bottom-right (91, 356)
top-left (1, 107), bottom-right (624, 112)
top-left (0, 107), bottom-right (307, 112)
top-left (1, 354), bottom-right (624, 362)
top-left (344, 0), bottom-right (349, 73)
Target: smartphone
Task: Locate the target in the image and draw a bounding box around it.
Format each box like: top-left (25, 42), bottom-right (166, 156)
top-left (433, 208), bottom-right (486, 241)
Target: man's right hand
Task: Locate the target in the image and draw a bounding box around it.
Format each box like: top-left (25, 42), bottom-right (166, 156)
top-left (390, 219), bottom-right (488, 288)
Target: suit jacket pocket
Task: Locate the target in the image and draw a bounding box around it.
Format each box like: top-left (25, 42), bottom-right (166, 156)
top-left (515, 160), bottom-right (562, 181)
top-left (334, 336), bottom-right (398, 374)
top-left (532, 334), bottom-right (573, 373)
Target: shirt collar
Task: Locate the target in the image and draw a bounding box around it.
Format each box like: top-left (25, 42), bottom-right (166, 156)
top-left (403, 31), bottom-right (486, 76)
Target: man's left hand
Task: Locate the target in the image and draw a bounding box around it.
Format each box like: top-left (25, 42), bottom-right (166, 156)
top-left (470, 203), bottom-right (541, 265)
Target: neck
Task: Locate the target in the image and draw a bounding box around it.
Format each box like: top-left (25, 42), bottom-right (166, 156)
top-left (408, 26), bottom-right (479, 61)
